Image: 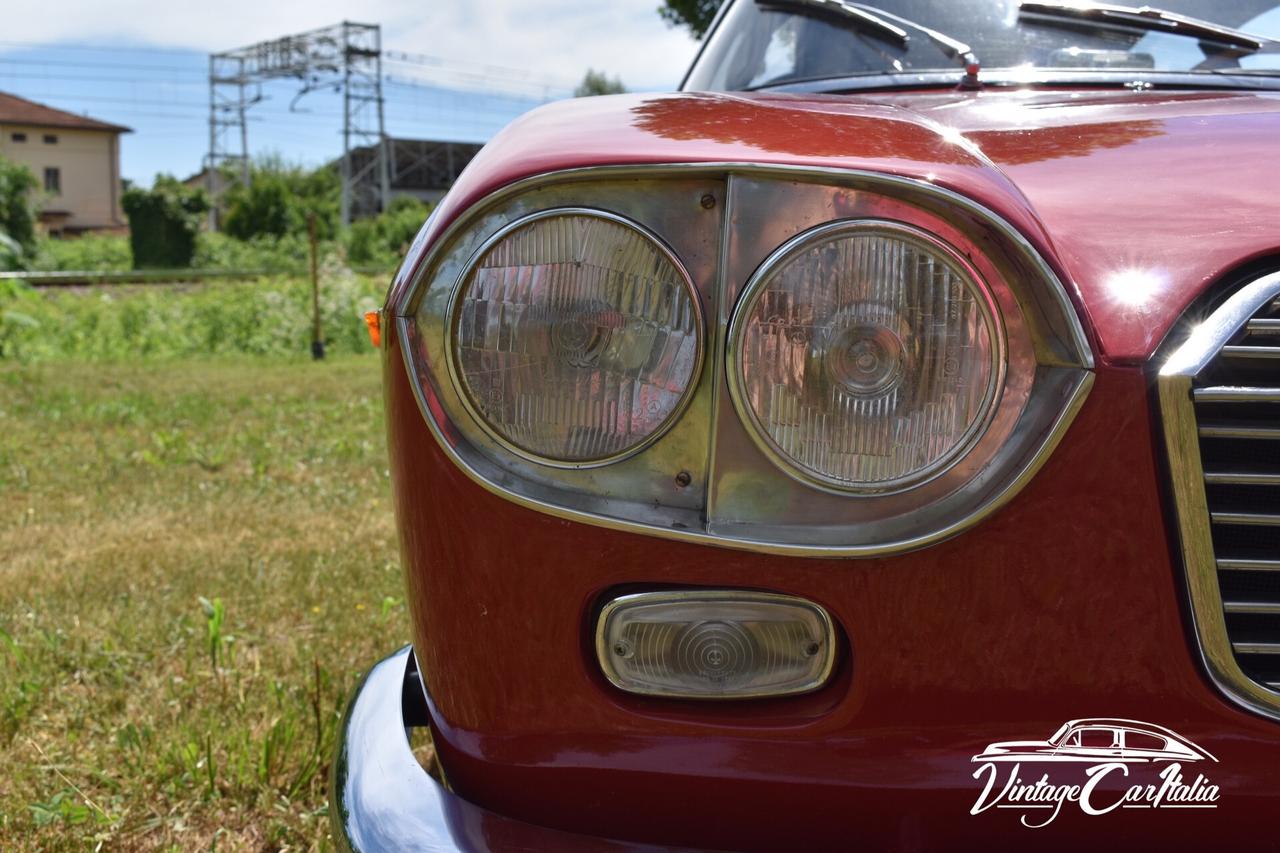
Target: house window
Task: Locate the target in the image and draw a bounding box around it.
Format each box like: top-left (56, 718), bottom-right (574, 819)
top-left (44, 167), bottom-right (61, 195)
top-left (43, 134), bottom-right (58, 144)
top-left (11, 132), bottom-right (26, 142)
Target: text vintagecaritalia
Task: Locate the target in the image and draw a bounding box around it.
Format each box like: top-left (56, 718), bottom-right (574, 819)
top-left (970, 762), bottom-right (1220, 828)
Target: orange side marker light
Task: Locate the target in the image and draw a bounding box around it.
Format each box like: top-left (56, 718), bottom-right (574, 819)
top-left (364, 310), bottom-right (382, 348)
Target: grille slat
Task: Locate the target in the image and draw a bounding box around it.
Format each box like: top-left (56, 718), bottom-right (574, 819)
top-left (1222, 346), bottom-right (1280, 359)
top-left (1206, 472), bottom-right (1280, 485)
top-left (1234, 642), bottom-right (1280, 655)
top-left (1194, 386), bottom-right (1280, 402)
top-left (1187, 290), bottom-right (1280, 703)
top-left (1247, 319), bottom-right (1280, 335)
top-left (1212, 512), bottom-right (1280, 526)
top-left (1200, 424), bottom-right (1280, 439)
top-left (1218, 558), bottom-right (1280, 571)
top-left (1224, 601), bottom-right (1280, 614)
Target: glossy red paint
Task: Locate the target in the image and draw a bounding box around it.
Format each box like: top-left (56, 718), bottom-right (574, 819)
top-left (388, 89), bottom-right (1280, 363)
top-left (384, 322), bottom-right (1277, 849)
top-left (381, 88), bottom-right (1280, 849)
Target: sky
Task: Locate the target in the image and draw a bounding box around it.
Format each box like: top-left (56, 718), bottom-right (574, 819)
top-left (0, 0), bottom-right (704, 185)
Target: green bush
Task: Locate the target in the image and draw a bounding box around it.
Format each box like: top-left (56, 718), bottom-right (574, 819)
top-left (221, 158), bottom-right (340, 242)
top-left (0, 231), bottom-right (24, 272)
top-left (346, 196), bottom-right (433, 268)
top-left (0, 156), bottom-right (39, 265)
top-left (30, 233), bottom-right (132, 272)
top-left (0, 268), bottom-right (385, 362)
top-left (193, 232), bottom-right (314, 274)
top-left (121, 177), bottom-right (210, 269)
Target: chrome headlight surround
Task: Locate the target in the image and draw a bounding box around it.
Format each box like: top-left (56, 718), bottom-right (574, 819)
top-left (394, 164), bottom-right (1094, 557)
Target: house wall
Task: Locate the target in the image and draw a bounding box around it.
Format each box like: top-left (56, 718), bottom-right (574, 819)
top-left (0, 124), bottom-right (123, 230)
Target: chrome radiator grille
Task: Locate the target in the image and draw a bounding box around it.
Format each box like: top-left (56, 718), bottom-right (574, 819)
top-left (1161, 271), bottom-right (1280, 720)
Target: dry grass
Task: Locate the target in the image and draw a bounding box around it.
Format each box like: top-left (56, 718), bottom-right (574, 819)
top-left (0, 355), bottom-right (408, 850)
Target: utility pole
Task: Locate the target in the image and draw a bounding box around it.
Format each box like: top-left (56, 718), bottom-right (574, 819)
top-left (207, 22), bottom-right (389, 229)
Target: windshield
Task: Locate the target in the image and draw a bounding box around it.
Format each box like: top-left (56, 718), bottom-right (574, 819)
top-left (685, 0), bottom-right (1280, 91)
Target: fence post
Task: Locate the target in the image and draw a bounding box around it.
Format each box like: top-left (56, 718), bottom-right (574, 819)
top-left (309, 213), bottom-right (324, 360)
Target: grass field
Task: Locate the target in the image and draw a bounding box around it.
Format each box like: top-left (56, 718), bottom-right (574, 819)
top-left (0, 352), bottom-right (408, 849)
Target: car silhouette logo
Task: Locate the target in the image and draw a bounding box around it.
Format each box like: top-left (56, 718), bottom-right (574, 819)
top-left (972, 718), bottom-right (1217, 764)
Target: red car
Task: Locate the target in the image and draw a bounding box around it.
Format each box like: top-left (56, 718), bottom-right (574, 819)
top-left (332, 1), bottom-right (1280, 849)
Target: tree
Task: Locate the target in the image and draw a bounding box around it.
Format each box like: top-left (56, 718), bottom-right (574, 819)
top-left (574, 69), bottom-right (626, 97)
top-left (346, 195), bottom-right (434, 267)
top-left (220, 156), bottom-right (340, 242)
top-left (121, 176), bottom-right (209, 269)
top-left (0, 156), bottom-right (39, 262)
top-left (658, 0), bottom-right (724, 39)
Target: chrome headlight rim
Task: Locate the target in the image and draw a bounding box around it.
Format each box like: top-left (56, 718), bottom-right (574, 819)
top-left (443, 206), bottom-right (707, 470)
top-left (726, 218), bottom-right (1009, 496)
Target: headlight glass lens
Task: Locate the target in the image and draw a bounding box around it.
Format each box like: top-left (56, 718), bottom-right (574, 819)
top-left (450, 209), bottom-right (703, 466)
top-left (731, 221), bottom-right (1005, 493)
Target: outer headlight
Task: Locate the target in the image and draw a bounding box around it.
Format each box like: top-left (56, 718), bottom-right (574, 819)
top-left (447, 208), bottom-right (704, 467)
top-left (728, 220), bottom-right (1006, 494)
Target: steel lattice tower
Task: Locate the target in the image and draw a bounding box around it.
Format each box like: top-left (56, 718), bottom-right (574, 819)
top-left (207, 21), bottom-right (390, 228)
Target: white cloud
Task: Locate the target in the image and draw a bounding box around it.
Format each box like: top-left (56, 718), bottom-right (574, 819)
top-left (1, 0), bottom-right (703, 91)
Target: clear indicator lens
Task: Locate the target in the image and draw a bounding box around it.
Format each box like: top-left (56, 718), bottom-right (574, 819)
top-left (732, 222), bottom-right (1004, 492)
top-left (598, 592), bottom-right (835, 699)
top-left (452, 210), bottom-right (702, 465)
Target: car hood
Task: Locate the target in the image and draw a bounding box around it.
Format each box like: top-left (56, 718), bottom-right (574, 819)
top-left (395, 89), bottom-right (1280, 364)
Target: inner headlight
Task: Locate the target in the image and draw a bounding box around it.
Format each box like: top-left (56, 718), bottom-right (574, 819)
top-left (447, 208), bottom-right (704, 467)
top-left (728, 220), bottom-right (1006, 493)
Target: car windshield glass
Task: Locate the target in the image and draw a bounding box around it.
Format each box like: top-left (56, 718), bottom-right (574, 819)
top-left (1047, 721), bottom-right (1072, 744)
top-left (685, 0), bottom-right (1280, 90)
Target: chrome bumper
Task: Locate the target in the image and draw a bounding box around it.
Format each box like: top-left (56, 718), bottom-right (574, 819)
top-left (329, 645), bottom-right (642, 852)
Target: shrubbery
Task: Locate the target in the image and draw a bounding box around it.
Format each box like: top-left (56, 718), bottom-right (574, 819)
top-left (345, 195), bottom-right (432, 267)
top-left (0, 157), bottom-right (39, 270)
top-left (121, 176), bottom-right (209, 268)
top-left (30, 232), bottom-right (132, 272)
top-left (221, 158), bottom-right (340, 242)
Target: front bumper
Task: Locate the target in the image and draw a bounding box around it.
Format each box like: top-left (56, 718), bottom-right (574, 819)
top-left (329, 646), bottom-right (650, 852)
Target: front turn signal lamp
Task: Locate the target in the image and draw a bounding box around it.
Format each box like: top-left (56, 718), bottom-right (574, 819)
top-left (596, 591), bottom-right (837, 699)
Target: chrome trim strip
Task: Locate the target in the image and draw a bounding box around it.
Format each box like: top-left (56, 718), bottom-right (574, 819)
top-left (393, 162), bottom-right (1094, 557)
top-left (1158, 269), bottom-right (1280, 722)
top-left (440, 206), bottom-right (707, 470)
top-left (593, 589), bottom-right (837, 699)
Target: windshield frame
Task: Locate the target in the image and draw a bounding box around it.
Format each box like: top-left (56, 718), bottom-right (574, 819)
top-left (680, 0), bottom-right (1280, 93)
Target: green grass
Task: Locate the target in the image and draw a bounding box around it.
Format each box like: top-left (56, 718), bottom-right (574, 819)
top-left (0, 353), bottom-right (410, 849)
